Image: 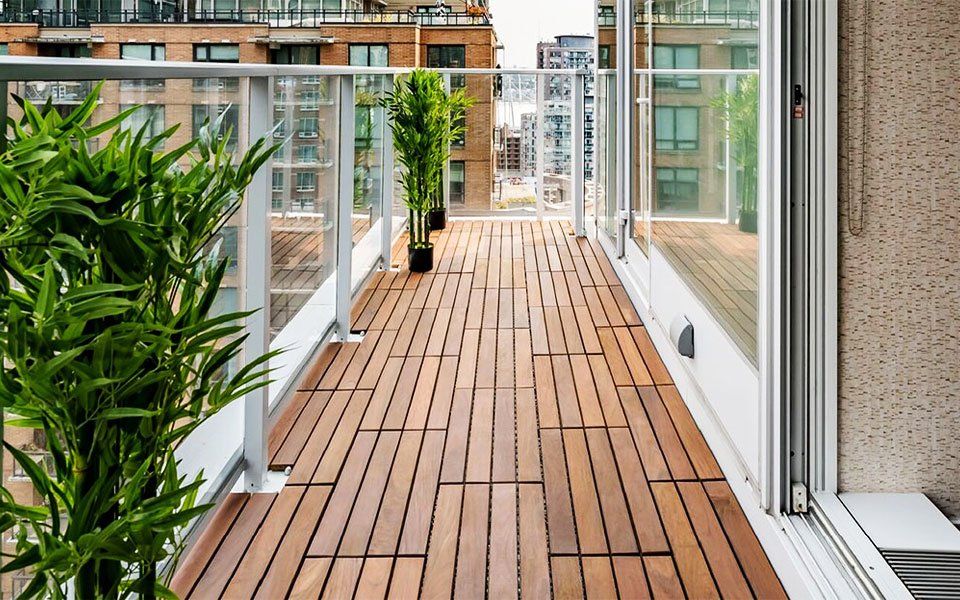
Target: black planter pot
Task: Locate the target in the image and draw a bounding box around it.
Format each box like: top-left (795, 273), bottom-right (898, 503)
top-left (739, 210), bottom-right (758, 234)
top-left (408, 245), bottom-right (434, 273)
top-left (429, 209), bottom-right (447, 231)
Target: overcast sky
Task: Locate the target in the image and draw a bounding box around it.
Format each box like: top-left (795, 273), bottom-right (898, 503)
top-left (491, 0), bottom-right (594, 68)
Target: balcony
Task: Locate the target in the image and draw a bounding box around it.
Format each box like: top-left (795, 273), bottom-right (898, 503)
top-left (0, 8), bottom-right (491, 28)
top-left (0, 57), bottom-right (786, 598)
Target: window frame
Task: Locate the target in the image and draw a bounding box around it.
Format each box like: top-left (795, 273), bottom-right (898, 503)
top-left (652, 44), bottom-right (701, 90)
top-left (655, 167), bottom-right (700, 212)
top-left (654, 105), bottom-right (700, 151)
top-left (348, 43), bottom-right (389, 67)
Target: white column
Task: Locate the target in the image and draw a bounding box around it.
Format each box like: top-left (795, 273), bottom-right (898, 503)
top-left (242, 75), bottom-right (273, 492)
top-left (572, 72), bottom-right (586, 236)
top-left (381, 74), bottom-right (395, 268)
top-left (335, 74), bottom-right (356, 340)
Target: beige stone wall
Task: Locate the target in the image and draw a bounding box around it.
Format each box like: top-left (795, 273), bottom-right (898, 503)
top-left (838, 0), bottom-right (960, 519)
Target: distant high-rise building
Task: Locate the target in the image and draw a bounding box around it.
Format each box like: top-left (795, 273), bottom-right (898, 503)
top-left (536, 34), bottom-right (595, 180)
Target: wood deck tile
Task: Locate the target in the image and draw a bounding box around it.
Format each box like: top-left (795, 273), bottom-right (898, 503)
top-left (176, 221), bottom-right (785, 599)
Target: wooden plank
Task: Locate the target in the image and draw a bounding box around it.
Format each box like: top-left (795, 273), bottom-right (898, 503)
top-left (582, 557), bottom-right (617, 599)
top-left (367, 431), bottom-right (423, 555)
top-left (440, 389), bottom-right (472, 484)
top-left (191, 493), bottom-right (275, 598)
top-left (659, 384), bottom-right (723, 479)
top-left (551, 557), bottom-right (584, 600)
top-left (339, 431), bottom-right (402, 555)
top-left (619, 387), bottom-right (671, 481)
top-left (534, 356), bottom-right (560, 428)
top-left (421, 485), bottom-right (463, 600)
top-left (585, 429), bottom-right (638, 554)
top-left (255, 487), bottom-right (332, 599)
top-left (643, 556), bottom-right (685, 600)
top-left (608, 428), bottom-right (670, 554)
top-left (612, 557), bottom-right (651, 600)
top-left (515, 388), bottom-right (541, 482)
top-left (397, 430), bottom-right (446, 554)
top-left (562, 429), bottom-right (608, 554)
top-left (354, 557), bottom-right (393, 600)
top-left (651, 482), bottom-right (719, 599)
top-left (588, 355), bottom-right (627, 427)
top-left (308, 432), bottom-right (378, 556)
top-left (222, 487), bottom-right (304, 597)
top-left (465, 388), bottom-right (494, 482)
top-left (552, 355), bottom-right (583, 428)
top-left (704, 481), bottom-right (787, 599)
top-left (515, 328), bottom-right (535, 388)
top-left (489, 484), bottom-right (519, 600)
top-left (518, 484), bottom-right (551, 600)
top-left (287, 558), bottom-right (332, 600)
top-left (492, 388), bottom-right (517, 482)
top-left (172, 494), bottom-right (248, 597)
top-left (312, 390), bottom-right (373, 483)
top-left (541, 429), bottom-right (577, 554)
top-left (404, 356), bottom-right (440, 429)
top-left (388, 557), bottom-right (425, 598)
top-left (496, 328), bottom-right (515, 388)
top-left (630, 326), bottom-right (672, 385)
top-left (678, 482), bottom-right (753, 599)
top-left (268, 391), bottom-right (312, 465)
top-left (570, 354), bottom-right (604, 427)
top-left (319, 558), bottom-right (363, 600)
top-left (638, 386), bottom-right (696, 480)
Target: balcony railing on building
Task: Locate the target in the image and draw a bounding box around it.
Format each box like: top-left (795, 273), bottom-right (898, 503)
top-left (0, 7), bottom-right (491, 27)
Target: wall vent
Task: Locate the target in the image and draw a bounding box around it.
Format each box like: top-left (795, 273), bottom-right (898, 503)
top-left (842, 493), bottom-right (960, 600)
top-left (879, 550), bottom-right (960, 599)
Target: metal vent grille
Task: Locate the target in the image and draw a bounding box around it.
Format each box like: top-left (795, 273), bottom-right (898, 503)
top-left (880, 550), bottom-right (960, 599)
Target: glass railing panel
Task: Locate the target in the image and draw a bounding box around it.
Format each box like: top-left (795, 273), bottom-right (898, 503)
top-left (594, 70), bottom-right (618, 238)
top-left (269, 75), bottom-right (339, 345)
top-left (5, 75), bottom-right (254, 518)
top-left (352, 73), bottom-right (386, 249)
top-left (443, 72), bottom-right (495, 218)
top-left (541, 72), bottom-right (575, 219)
top-left (648, 71), bottom-right (760, 363)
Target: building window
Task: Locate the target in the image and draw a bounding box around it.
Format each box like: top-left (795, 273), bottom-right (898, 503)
top-left (193, 44), bottom-right (240, 91)
top-left (272, 171), bottom-right (285, 193)
top-left (656, 168), bottom-right (699, 212)
top-left (0, 44), bottom-right (8, 56)
top-left (214, 226), bottom-right (239, 274)
top-left (192, 104), bottom-right (239, 152)
top-left (292, 197), bottom-right (315, 212)
top-left (120, 43), bottom-right (166, 89)
top-left (300, 90), bottom-right (321, 111)
top-left (450, 161), bottom-right (466, 205)
top-left (427, 45), bottom-right (466, 88)
top-left (271, 45), bottom-right (319, 65)
top-left (655, 106), bottom-right (699, 151)
top-left (731, 45), bottom-right (759, 69)
top-left (297, 145), bottom-right (319, 164)
top-left (298, 117), bottom-right (319, 138)
top-left (598, 45), bottom-right (611, 69)
top-left (349, 44), bottom-right (389, 67)
top-left (120, 104), bottom-right (166, 140)
top-left (653, 45), bottom-right (700, 89)
top-left (296, 171), bottom-right (316, 192)
top-left (194, 44), bottom-right (239, 63)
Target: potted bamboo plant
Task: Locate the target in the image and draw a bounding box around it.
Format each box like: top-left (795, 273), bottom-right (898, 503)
top-left (382, 69), bottom-right (473, 271)
top-left (0, 86), bottom-right (277, 598)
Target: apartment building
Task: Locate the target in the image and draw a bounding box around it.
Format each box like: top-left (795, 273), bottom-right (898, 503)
top-left (536, 34), bottom-right (595, 179)
top-left (0, 3), bottom-right (497, 596)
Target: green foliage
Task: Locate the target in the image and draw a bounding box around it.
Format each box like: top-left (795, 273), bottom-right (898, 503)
top-left (381, 70), bottom-right (474, 248)
top-left (712, 74), bottom-right (759, 215)
top-left (0, 84), bottom-right (278, 599)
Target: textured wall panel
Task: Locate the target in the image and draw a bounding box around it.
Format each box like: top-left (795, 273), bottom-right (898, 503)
top-left (838, 0), bottom-right (960, 519)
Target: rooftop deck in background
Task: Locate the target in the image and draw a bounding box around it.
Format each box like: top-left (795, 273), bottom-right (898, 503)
top-left (172, 220), bottom-right (783, 599)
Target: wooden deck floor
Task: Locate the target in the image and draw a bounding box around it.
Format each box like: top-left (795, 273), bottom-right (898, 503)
top-left (651, 222), bottom-right (758, 365)
top-left (173, 221), bottom-right (784, 599)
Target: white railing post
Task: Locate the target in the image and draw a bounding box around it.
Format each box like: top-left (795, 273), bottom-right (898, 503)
top-left (242, 75), bottom-right (273, 492)
top-left (335, 74), bottom-right (356, 341)
top-left (442, 73), bottom-right (452, 215)
top-left (381, 74), bottom-right (395, 269)
top-left (535, 72), bottom-right (546, 221)
top-left (615, 0), bottom-right (635, 258)
top-left (572, 72), bottom-right (586, 236)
